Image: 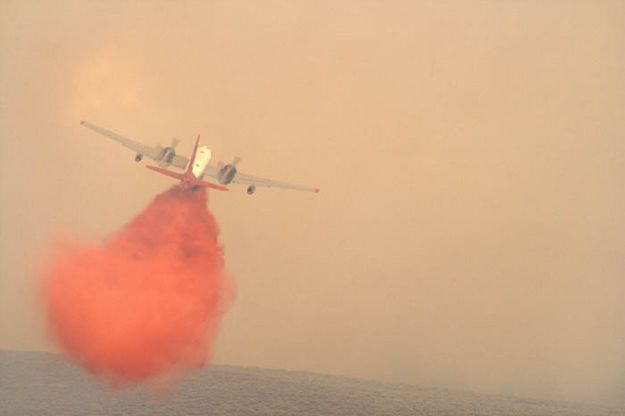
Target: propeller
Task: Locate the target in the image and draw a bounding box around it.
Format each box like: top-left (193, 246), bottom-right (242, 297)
top-left (155, 137), bottom-right (181, 166)
top-left (214, 157), bottom-right (241, 176)
top-left (156, 137), bottom-right (180, 153)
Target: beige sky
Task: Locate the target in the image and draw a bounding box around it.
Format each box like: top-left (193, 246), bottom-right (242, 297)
top-left (1, 0), bottom-right (624, 405)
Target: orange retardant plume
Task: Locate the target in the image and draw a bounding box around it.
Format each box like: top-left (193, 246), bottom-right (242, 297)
top-left (41, 186), bottom-right (234, 384)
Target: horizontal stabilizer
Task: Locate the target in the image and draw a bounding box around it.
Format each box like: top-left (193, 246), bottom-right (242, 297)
top-left (146, 165), bottom-right (185, 181)
top-left (189, 178), bottom-right (229, 191)
top-left (146, 165), bottom-right (229, 191)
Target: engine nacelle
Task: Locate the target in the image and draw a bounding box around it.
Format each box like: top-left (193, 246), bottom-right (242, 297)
top-left (218, 164), bottom-right (237, 185)
top-left (157, 147), bottom-right (176, 167)
top-left (246, 185), bottom-right (256, 195)
top-left (135, 153), bottom-right (143, 162)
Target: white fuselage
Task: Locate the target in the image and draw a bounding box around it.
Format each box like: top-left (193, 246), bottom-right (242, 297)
top-left (192, 146), bottom-right (212, 178)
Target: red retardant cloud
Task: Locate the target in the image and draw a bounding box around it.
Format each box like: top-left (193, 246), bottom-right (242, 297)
top-left (42, 186), bottom-right (234, 384)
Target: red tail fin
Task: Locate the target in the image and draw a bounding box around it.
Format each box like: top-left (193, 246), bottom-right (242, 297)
top-left (186, 135), bottom-right (201, 175)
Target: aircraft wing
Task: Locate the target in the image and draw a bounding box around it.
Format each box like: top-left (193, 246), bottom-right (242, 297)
top-left (170, 154), bottom-right (190, 169)
top-left (201, 164), bottom-right (220, 179)
top-left (233, 171), bottom-right (319, 193)
top-left (80, 121), bottom-right (163, 161)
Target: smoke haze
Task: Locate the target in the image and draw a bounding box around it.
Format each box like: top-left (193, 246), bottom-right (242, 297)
top-left (1, 0), bottom-right (624, 406)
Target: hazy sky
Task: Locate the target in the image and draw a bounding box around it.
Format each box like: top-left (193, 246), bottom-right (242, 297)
top-left (1, 0), bottom-right (624, 405)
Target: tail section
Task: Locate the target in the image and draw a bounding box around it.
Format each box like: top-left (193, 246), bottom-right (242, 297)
top-left (146, 134), bottom-right (228, 192)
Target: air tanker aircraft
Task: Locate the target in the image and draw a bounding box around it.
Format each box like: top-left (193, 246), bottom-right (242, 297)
top-left (81, 121), bottom-right (319, 194)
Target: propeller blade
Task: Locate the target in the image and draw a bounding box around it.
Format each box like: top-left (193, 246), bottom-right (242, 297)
top-left (232, 156), bottom-right (241, 166)
top-left (171, 137), bottom-right (180, 147)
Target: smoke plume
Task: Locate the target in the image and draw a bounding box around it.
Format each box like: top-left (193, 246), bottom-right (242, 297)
top-left (41, 186), bottom-right (233, 384)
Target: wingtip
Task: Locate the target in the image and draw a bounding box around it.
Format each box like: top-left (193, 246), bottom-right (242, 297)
top-left (315, 187), bottom-right (320, 193)
top-left (80, 120), bottom-right (85, 125)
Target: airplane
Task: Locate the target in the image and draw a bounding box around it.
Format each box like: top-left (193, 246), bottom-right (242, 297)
top-left (80, 121), bottom-right (319, 194)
